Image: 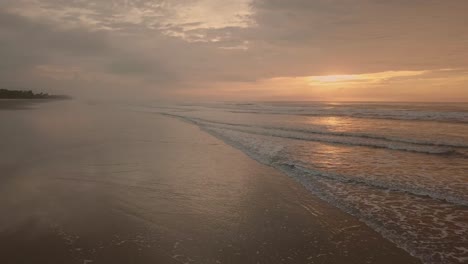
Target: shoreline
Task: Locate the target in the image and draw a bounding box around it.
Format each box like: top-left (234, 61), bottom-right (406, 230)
top-left (0, 101), bottom-right (421, 263)
top-left (0, 98), bottom-right (69, 110)
top-left (167, 112), bottom-right (427, 263)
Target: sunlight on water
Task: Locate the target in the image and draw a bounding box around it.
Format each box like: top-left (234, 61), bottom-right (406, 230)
top-left (306, 116), bottom-right (352, 133)
top-left (147, 101), bottom-right (468, 264)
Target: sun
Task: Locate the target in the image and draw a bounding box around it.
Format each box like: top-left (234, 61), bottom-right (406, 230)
top-left (311, 74), bottom-right (358, 83)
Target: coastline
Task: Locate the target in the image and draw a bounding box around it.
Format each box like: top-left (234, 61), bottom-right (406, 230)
top-left (0, 98), bottom-right (68, 110)
top-left (0, 101), bottom-right (421, 263)
top-left (0, 99), bottom-right (39, 109)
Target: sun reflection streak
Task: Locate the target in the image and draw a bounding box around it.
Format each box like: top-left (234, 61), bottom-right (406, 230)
top-left (306, 116), bottom-right (351, 133)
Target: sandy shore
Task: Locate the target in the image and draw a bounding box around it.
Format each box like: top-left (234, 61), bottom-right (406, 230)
top-left (0, 101), bottom-right (420, 264)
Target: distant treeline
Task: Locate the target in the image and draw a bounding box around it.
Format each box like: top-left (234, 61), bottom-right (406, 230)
top-left (0, 89), bottom-right (70, 99)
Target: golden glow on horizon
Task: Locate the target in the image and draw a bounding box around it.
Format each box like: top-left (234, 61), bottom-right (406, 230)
top-left (308, 70), bottom-right (428, 86)
top-left (311, 75), bottom-right (359, 83)
top-left (172, 69), bottom-right (468, 102)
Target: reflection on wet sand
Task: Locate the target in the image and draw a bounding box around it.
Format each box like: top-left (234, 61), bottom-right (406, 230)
top-left (0, 101), bottom-right (420, 263)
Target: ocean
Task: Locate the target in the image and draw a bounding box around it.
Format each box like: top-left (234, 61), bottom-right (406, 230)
top-left (140, 101), bottom-right (468, 264)
top-left (2, 99), bottom-right (420, 264)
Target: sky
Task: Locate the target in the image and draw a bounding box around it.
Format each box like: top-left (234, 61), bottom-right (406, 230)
top-left (1, 0), bottom-right (468, 101)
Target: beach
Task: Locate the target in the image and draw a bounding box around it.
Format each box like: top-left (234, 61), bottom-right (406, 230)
top-left (0, 100), bottom-right (421, 264)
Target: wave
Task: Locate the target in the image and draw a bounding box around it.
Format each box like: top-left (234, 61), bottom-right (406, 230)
top-left (201, 125), bottom-right (468, 206)
top-left (221, 108), bottom-right (468, 124)
top-left (162, 112), bottom-right (468, 206)
top-left (282, 163), bottom-right (468, 207)
top-left (160, 110), bottom-right (468, 264)
top-left (162, 113), bottom-right (468, 156)
top-left (154, 101), bottom-right (468, 124)
top-left (180, 118), bottom-right (468, 264)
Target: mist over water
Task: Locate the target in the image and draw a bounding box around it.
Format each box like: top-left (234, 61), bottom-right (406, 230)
top-left (143, 101), bottom-right (468, 264)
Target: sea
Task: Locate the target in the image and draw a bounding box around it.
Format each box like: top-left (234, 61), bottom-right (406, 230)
top-left (136, 101), bottom-right (468, 264)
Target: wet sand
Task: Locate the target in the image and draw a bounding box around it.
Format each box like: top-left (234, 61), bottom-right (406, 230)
top-left (0, 101), bottom-right (421, 264)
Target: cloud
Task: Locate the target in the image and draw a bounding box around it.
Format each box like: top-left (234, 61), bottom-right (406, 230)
top-left (0, 8), bottom-right (175, 95)
top-left (0, 0), bottom-right (467, 100)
